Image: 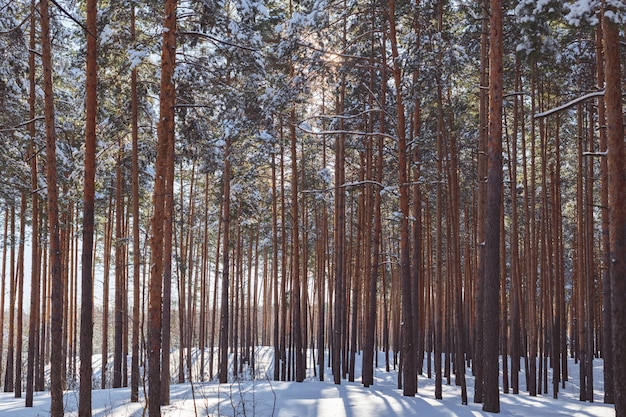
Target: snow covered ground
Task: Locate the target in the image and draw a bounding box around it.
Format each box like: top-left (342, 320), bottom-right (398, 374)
top-left (0, 348), bottom-right (615, 416)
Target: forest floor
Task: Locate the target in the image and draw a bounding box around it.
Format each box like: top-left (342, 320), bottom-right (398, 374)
top-left (0, 347), bottom-right (615, 416)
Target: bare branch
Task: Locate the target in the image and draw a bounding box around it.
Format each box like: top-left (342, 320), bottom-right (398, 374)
top-left (504, 91), bottom-right (530, 98)
top-left (174, 104), bottom-right (213, 108)
top-left (28, 48), bottom-right (42, 57)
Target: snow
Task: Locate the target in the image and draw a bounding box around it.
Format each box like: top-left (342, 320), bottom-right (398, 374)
top-left (127, 48), bottom-right (148, 70)
top-left (100, 24), bottom-right (115, 46)
top-left (0, 348), bottom-right (614, 416)
top-left (565, 0), bottom-right (599, 26)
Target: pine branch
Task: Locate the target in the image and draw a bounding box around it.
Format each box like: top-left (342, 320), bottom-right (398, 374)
top-left (533, 91), bottom-right (605, 118)
top-left (49, 0), bottom-right (96, 39)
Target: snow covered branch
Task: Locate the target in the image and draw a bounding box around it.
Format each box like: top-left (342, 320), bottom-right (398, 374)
top-left (533, 91), bottom-right (605, 118)
top-left (583, 151), bottom-right (608, 157)
top-left (178, 31), bottom-right (260, 53)
top-left (0, 116), bottom-right (45, 132)
top-left (296, 125), bottom-right (398, 142)
top-left (49, 0), bottom-right (94, 38)
top-left (302, 180), bottom-right (387, 195)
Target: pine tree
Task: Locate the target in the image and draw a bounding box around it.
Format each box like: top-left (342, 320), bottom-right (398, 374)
top-left (148, 0), bottom-right (177, 412)
top-left (25, 0), bottom-right (41, 405)
top-left (602, 1), bottom-right (626, 414)
top-left (78, 0), bottom-right (98, 412)
top-left (482, 0), bottom-right (503, 412)
top-left (41, 0), bottom-right (65, 412)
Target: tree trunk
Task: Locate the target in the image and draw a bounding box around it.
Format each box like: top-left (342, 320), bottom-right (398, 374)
top-left (291, 109), bottom-right (305, 382)
top-left (14, 194), bottom-right (26, 397)
top-left (185, 168), bottom-right (197, 382)
top-left (332, 83), bottom-right (346, 386)
top-left (101, 193), bottom-right (114, 389)
top-left (37, 217), bottom-right (48, 392)
top-left (388, 0), bottom-right (416, 396)
top-left (602, 3), bottom-right (626, 414)
top-left (26, 0), bottom-right (41, 403)
top-left (447, 106), bottom-right (467, 404)
top-left (162, 0), bottom-right (177, 402)
top-left (576, 104), bottom-right (587, 401)
top-left (362, 36), bottom-right (385, 387)
top-left (509, 58), bottom-right (522, 396)
top-left (199, 173), bottom-right (210, 381)
top-left (218, 138), bottom-right (231, 384)
top-left (113, 142), bottom-right (125, 389)
top-left (474, 0), bottom-right (489, 403)
top-left (148, 0), bottom-right (176, 411)
top-left (5, 208), bottom-right (15, 394)
top-left (41, 0), bottom-right (65, 411)
top-left (210, 198), bottom-right (222, 380)
top-left (482, 0), bottom-right (503, 411)
top-left (160, 79), bottom-right (176, 404)
top-left (0, 210), bottom-right (7, 392)
top-left (595, 19), bottom-right (614, 405)
top-left (271, 149), bottom-right (280, 381)
top-left (78, 0), bottom-right (97, 411)
top-left (130, 4), bottom-right (141, 403)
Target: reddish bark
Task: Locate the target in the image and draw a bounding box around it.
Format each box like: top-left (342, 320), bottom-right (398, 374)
top-left (603, 4), bottom-right (626, 414)
top-left (78, 0), bottom-right (97, 412)
top-left (482, 0), bottom-right (503, 412)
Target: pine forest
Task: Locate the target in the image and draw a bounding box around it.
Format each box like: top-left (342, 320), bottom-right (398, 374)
top-left (0, 0), bottom-right (625, 416)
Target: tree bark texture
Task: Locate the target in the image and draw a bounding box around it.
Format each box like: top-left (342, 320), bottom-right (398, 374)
top-left (483, 0), bottom-right (503, 412)
top-left (148, 0), bottom-right (176, 413)
top-left (41, 0), bottom-right (65, 412)
top-left (78, 0), bottom-right (97, 412)
top-left (603, 4), bottom-right (626, 415)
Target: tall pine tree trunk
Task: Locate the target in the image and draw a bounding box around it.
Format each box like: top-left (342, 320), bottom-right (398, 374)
top-left (509, 59), bottom-right (522, 396)
top-left (332, 81), bottom-right (346, 386)
top-left (595, 19), bottom-right (614, 405)
top-left (602, 3), bottom-right (626, 414)
top-left (113, 142), bottom-right (125, 389)
top-left (474, 0), bottom-right (489, 403)
top-left (271, 150), bottom-right (280, 381)
top-left (0, 210), bottom-right (7, 392)
top-left (130, 4), bottom-right (141, 403)
top-left (79, 0), bottom-right (97, 411)
top-left (101, 194), bottom-right (113, 389)
top-left (290, 109), bottom-right (305, 382)
top-left (482, 0), bottom-right (503, 411)
top-left (26, 0), bottom-right (41, 404)
top-left (148, 0), bottom-right (176, 412)
top-left (161, 67), bottom-right (176, 405)
top-left (15, 194), bottom-right (26, 397)
top-left (41, 0), bottom-right (65, 411)
top-left (388, 0), bottom-right (416, 396)
top-left (218, 139), bottom-right (231, 384)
